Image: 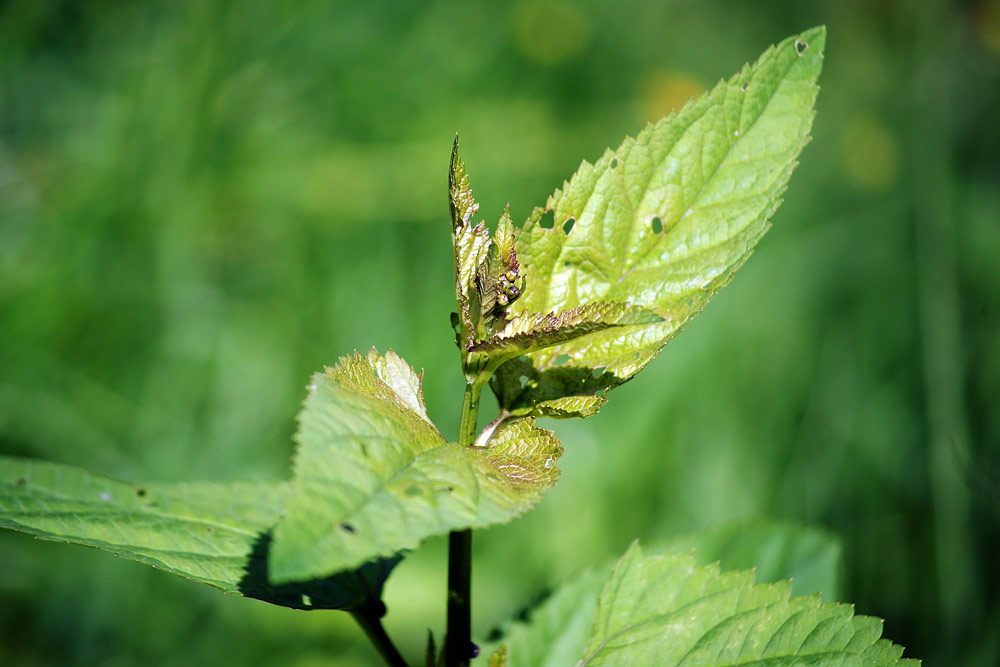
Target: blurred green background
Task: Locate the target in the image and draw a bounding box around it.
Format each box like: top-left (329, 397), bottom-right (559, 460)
top-left (1, 0), bottom-right (998, 665)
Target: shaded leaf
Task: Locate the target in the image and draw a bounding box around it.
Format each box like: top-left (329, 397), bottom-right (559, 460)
top-left (667, 519), bottom-right (843, 600)
top-left (494, 27), bottom-right (826, 418)
top-left (480, 568), bottom-right (608, 667)
top-left (580, 541), bottom-right (917, 666)
top-left (0, 456), bottom-right (395, 610)
top-left (270, 349), bottom-right (562, 583)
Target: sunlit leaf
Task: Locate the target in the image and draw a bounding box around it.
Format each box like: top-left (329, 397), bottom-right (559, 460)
top-left (270, 348), bottom-right (562, 583)
top-left (494, 27), bottom-right (826, 418)
top-left (580, 541), bottom-right (917, 666)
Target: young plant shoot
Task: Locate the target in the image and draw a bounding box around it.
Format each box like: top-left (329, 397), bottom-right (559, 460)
top-left (0, 26), bottom-right (920, 666)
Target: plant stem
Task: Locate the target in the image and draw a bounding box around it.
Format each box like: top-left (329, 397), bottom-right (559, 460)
top-left (352, 603), bottom-right (410, 667)
top-left (445, 377), bottom-right (485, 666)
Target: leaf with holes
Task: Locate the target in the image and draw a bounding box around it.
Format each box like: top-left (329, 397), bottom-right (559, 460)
top-left (0, 456), bottom-right (399, 610)
top-left (270, 348), bottom-right (563, 583)
top-left (580, 541), bottom-right (916, 666)
top-left (491, 27), bottom-right (825, 418)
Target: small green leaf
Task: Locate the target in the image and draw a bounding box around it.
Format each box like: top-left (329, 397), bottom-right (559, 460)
top-left (580, 541), bottom-right (917, 666)
top-left (494, 27), bottom-right (826, 418)
top-left (270, 349), bottom-right (562, 583)
top-left (0, 456), bottom-right (396, 610)
top-left (488, 644), bottom-right (509, 667)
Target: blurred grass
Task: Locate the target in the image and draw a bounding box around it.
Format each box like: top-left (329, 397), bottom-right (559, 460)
top-left (1, 0), bottom-right (998, 665)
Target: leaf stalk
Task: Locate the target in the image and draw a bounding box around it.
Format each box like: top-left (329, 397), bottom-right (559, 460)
top-left (351, 603), bottom-right (410, 667)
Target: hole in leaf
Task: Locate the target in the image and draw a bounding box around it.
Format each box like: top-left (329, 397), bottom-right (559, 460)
top-left (610, 157), bottom-right (619, 168)
top-left (518, 374), bottom-right (531, 389)
top-left (539, 210), bottom-right (555, 229)
top-left (340, 522), bottom-right (358, 534)
top-left (651, 216), bottom-right (663, 234)
top-left (143, 501), bottom-right (159, 508)
top-left (486, 473), bottom-right (500, 482)
top-left (135, 487), bottom-right (147, 497)
top-left (741, 80), bottom-right (750, 92)
top-left (562, 217), bottom-right (575, 234)
top-left (553, 353), bottom-right (571, 365)
top-left (405, 485), bottom-right (422, 496)
top-left (302, 594), bottom-right (313, 607)
top-left (592, 366), bottom-right (606, 378)
top-left (795, 39), bottom-right (808, 55)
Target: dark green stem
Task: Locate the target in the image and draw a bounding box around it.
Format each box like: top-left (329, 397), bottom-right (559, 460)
top-left (445, 377), bottom-right (486, 666)
top-left (352, 603), bottom-right (409, 667)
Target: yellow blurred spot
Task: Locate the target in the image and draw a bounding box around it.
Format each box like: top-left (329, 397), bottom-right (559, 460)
top-left (841, 116), bottom-right (898, 191)
top-left (975, 0), bottom-right (1000, 54)
top-left (638, 71), bottom-right (705, 122)
top-left (512, 1), bottom-right (590, 65)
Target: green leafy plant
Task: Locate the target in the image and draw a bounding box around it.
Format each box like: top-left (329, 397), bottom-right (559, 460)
top-left (0, 26), bottom-right (918, 666)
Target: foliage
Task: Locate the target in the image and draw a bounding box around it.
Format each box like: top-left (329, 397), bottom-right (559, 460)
top-left (0, 13), bottom-right (947, 666)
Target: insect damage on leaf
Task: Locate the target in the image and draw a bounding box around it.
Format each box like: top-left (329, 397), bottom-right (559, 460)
top-left (482, 26), bottom-right (826, 419)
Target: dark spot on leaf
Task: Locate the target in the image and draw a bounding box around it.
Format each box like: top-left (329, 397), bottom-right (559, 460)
top-left (359, 443), bottom-right (368, 458)
top-left (340, 522), bottom-right (358, 534)
top-left (206, 526), bottom-right (214, 534)
top-left (553, 353), bottom-right (570, 365)
top-left (405, 485), bottom-right (421, 496)
top-left (611, 157), bottom-right (619, 168)
top-left (14, 477), bottom-right (25, 486)
top-left (651, 216), bottom-right (663, 234)
top-left (539, 210), bottom-right (555, 229)
top-left (795, 39), bottom-right (808, 55)
top-left (135, 487), bottom-right (147, 497)
top-left (562, 217), bottom-right (575, 234)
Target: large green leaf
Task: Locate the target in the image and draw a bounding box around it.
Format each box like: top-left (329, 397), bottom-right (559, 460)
top-left (481, 520), bottom-right (846, 667)
top-left (270, 348), bottom-right (563, 583)
top-left (580, 542), bottom-right (917, 666)
top-left (0, 456), bottom-right (398, 610)
top-left (493, 27), bottom-right (826, 418)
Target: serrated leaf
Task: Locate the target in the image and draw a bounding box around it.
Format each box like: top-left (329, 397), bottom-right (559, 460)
top-left (0, 456), bottom-right (397, 610)
top-left (580, 541), bottom-right (917, 666)
top-left (494, 27), bottom-right (826, 418)
top-left (270, 349), bottom-right (562, 583)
